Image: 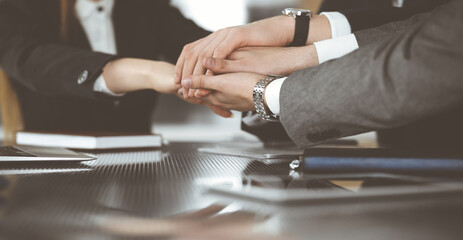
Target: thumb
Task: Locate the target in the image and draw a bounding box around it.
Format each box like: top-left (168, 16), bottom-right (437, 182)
top-left (181, 75), bottom-right (220, 91)
top-left (203, 57), bottom-right (243, 74)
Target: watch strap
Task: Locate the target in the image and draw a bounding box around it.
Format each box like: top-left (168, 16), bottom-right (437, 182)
top-left (290, 13), bottom-right (311, 47)
top-left (253, 76), bottom-right (280, 122)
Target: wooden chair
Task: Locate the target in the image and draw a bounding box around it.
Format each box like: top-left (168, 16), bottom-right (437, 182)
top-left (0, 69), bottom-right (24, 146)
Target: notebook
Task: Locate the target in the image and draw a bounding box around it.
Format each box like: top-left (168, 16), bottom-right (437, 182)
top-left (16, 131), bottom-right (162, 150)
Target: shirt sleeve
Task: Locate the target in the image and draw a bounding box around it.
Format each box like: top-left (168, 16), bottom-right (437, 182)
top-left (265, 34), bottom-right (359, 116)
top-left (93, 74), bottom-right (126, 97)
top-left (320, 12), bottom-right (352, 38)
top-left (264, 77), bottom-right (287, 116)
top-left (314, 34), bottom-right (359, 64)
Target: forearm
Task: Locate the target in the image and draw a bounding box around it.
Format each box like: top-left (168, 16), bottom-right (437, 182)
top-left (103, 58), bottom-right (177, 95)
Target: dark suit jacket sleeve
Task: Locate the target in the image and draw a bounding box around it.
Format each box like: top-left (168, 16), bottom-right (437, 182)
top-left (339, 1), bottom-right (449, 32)
top-left (0, 0), bottom-right (117, 100)
top-left (280, 1), bottom-right (463, 148)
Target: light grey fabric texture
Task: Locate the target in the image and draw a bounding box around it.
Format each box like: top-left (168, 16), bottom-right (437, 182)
top-left (280, 1), bottom-right (463, 148)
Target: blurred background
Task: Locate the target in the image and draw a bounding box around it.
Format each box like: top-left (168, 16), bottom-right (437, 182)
top-left (0, 0), bottom-right (323, 142)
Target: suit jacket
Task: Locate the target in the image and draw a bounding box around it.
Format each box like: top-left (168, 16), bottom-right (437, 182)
top-left (320, 0), bottom-right (451, 31)
top-left (244, 0), bottom-right (450, 144)
top-left (280, 1), bottom-right (463, 150)
top-left (0, 0), bottom-right (209, 133)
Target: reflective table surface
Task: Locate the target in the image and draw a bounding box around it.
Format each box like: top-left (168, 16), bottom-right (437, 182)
top-left (1, 143), bottom-right (463, 240)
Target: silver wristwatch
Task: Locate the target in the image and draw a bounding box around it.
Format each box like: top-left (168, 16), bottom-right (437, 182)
top-left (253, 75), bottom-right (280, 122)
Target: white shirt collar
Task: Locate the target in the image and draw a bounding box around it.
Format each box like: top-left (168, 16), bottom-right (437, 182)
top-left (75, 0), bottom-right (115, 20)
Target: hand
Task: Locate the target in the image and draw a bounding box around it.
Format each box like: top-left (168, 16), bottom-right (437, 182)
top-left (176, 88), bottom-right (234, 118)
top-left (185, 45), bottom-right (318, 99)
top-left (175, 14), bottom-right (330, 84)
top-left (103, 58), bottom-right (180, 95)
top-left (181, 73), bottom-right (264, 112)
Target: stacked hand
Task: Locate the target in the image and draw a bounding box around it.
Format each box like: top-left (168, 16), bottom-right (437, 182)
top-left (104, 15), bottom-right (330, 117)
top-left (174, 15), bottom-right (329, 114)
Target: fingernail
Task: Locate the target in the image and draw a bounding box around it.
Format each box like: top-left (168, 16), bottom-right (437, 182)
top-left (188, 89), bottom-right (195, 98)
top-left (182, 78), bottom-right (191, 88)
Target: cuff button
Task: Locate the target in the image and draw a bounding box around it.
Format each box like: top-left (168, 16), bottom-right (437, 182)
top-left (77, 70), bottom-right (89, 85)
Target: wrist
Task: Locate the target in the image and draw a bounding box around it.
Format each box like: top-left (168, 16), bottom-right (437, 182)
top-left (279, 15), bottom-right (296, 46)
top-left (299, 45), bottom-right (319, 67)
top-left (146, 61), bottom-right (178, 94)
top-left (253, 75), bottom-right (280, 122)
top-left (307, 14), bottom-right (331, 44)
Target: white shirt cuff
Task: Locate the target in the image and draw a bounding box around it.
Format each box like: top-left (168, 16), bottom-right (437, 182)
top-left (314, 34), bottom-right (359, 64)
top-left (264, 77), bottom-right (286, 116)
top-left (93, 74), bottom-right (125, 97)
top-left (320, 12), bottom-right (352, 39)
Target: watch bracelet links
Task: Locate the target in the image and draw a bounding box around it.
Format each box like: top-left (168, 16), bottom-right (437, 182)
top-left (253, 75), bottom-right (280, 122)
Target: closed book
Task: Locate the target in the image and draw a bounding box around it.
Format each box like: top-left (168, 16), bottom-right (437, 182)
top-left (16, 131), bottom-right (162, 150)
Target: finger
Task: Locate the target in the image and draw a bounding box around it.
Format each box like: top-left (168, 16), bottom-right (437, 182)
top-left (192, 33), bottom-right (229, 77)
top-left (188, 88), bottom-right (196, 98)
top-left (212, 29), bottom-right (247, 59)
top-left (181, 75), bottom-right (221, 91)
top-left (182, 30), bottom-right (228, 82)
top-left (181, 40), bottom-right (211, 83)
top-left (194, 89), bottom-right (212, 98)
top-left (203, 57), bottom-right (245, 74)
top-left (204, 103), bottom-right (233, 118)
top-left (178, 88), bottom-right (203, 104)
top-left (205, 69), bottom-right (214, 76)
top-left (175, 40), bottom-right (202, 83)
top-left (183, 87), bottom-right (190, 99)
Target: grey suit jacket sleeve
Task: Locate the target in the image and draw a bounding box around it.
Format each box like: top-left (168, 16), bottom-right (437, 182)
top-left (279, 0), bottom-right (463, 149)
top-left (354, 10), bottom-right (429, 46)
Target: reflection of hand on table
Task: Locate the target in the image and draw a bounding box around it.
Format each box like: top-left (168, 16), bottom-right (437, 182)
top-left (99, 204), bottom-right (292, 240)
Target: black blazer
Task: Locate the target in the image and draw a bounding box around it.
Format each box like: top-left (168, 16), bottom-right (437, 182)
top-left (0, 0), bottom-right (209, 133)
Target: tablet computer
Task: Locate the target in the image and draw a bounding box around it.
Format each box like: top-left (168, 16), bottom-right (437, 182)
top-left (203, 173), bottom-right (463, 206)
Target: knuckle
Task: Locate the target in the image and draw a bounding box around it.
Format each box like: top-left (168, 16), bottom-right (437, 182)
top-left (218, 59), bottom-right (228, 70)
top-left (183, 44), bottom-right (192, 52)
top-left (214, 48), bottom-right (226, 58)
top-left (198, 76), bottom-right (206, 89)
top-left (230, 27), bottom-right (243, 38)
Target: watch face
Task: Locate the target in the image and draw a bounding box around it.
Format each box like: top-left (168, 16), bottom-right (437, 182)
top-left (282, 8), bottom-right (312, 18)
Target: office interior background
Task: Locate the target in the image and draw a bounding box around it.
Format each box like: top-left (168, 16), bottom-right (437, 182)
top-left (0, 0), bottom-right (324, 142)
